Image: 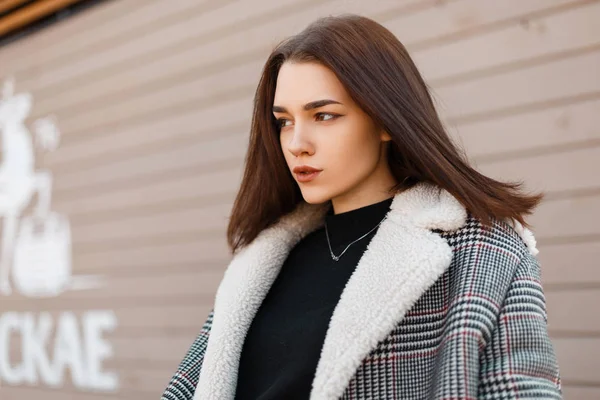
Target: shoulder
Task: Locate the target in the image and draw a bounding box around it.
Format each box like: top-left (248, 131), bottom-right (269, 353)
top-left (441, 215), bottom-right (536, 260)
top-left (437, 215), bottom-right (539, 306)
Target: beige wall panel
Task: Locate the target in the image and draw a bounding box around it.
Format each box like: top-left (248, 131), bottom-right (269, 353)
top-left (0, 387), bottom-right (124, 400)
top-left (114, 304), bottom-right (213, 331)
top-left (546, 290), bottom-right (600, 331)
top-left (388, 0), bottom-right (576, 51)
top-left (562, 386), bottom-right (600, 400)
top-left (0, 305), bottom-right (213, 330)
top-left (44, 98), bottom-right (251, 170)
top-left (117, 367), bottom-right (180, 397)
top-left (538, 241), bottom-right (600, 285)
top-left (0, 0), bottom-right (221, 74)
top-left (531, 194), bottom-right (600, 239)
top-left (553, 338), bottom-right (600, 382)
top-left (452, 98), bottom-right (600, 160)
top-left (54, 167), bottom-right (240, 214)
top-left (112, 335), bottom-right (196, 364)
top-left (477, 146), bottom-right (600, 194)
top-left (72, 202), bottom-right (231, 245)
top-left (414, 0), bottom-right (600, 82)
top-left (0, 0), bottom-right (145, 71)
top-left (2, 270), bottom-right (225, 305)
top-left (436, 49), bottom-right (600, 122)
top-left (14, 0), bottom-right (318, 90)
top-left (53, 133), bottom-right (248, 193)
top-left (49, 60), bottom-right (264, 139)
top-left (73, 238), bottom-right (229, 274)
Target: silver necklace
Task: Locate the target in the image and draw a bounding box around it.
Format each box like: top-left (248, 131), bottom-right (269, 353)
top-left (325, 215), bottom-right (387, 261)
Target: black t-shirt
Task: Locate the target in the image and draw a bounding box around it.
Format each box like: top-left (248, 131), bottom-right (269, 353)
top-left (235, 196), bottom-right (394, 399)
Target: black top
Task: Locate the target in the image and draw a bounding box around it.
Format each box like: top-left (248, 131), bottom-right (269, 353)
top-left (235, 196), bottom-right (394, 399)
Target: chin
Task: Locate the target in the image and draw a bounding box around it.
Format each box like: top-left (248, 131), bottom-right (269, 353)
top-left (298, 187), bottom-right (334, 205)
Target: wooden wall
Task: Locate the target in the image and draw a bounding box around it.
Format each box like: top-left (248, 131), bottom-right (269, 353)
top-left (0, 0), bottom-right (598, 398)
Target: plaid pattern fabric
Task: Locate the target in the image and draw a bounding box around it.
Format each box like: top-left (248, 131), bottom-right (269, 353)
top-left (162, 311), bottom-right (213, 400)
top-left (161, 217), bottom-right (561, 399)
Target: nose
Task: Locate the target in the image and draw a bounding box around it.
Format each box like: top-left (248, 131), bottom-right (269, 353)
top-left (285, 123), bottom-right (315, 158)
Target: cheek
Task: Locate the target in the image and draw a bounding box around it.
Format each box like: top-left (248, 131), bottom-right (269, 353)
top-left (325, 123), bottom-right (381, 170)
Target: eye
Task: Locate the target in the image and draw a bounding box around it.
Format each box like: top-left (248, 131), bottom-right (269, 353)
top-left (315, 112), bottom-right (338, 122)
top-left (276, 118), bottom-right (292, 129)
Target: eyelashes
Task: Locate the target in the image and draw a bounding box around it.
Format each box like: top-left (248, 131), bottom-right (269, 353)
top-left (276, 112), bottom-right (340, 129)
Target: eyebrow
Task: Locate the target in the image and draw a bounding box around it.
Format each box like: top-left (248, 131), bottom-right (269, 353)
top-left (272, 99), bottom-right (343, 113)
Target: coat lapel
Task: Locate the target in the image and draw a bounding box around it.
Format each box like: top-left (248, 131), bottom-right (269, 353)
top-left (194, 183), bottom-right (467, 400)
top-left (194, 201), bottom-right (330, 400)
top-left (310, 184), bottom-right (467, 400)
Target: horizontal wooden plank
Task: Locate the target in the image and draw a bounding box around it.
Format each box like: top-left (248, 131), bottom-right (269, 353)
top-left (437, 47), bottom-right (600, 122)
top-left (53, 131), bottom-right (247, 194)
top-left (0, 386), bottom-right (127, 400)
top-left (114, 304), bottom-right (212, 332)
top-left (530, 193), bottom-right (600, 240)
top-left (546, 290), bottom-right (600, 332)
top-left (0, 0), bottom-right (217, 74)
top-left (451, 97), bottom-right (600, 161)
top-left (112, 335), bottom-right (194, 364)
top-left (477, 145), bottom-right (600, 194)
top-left (0, 0), bottom-right (144, 69)
top-left (71, 202), bottom-right (231, 245)
top-left (0, 0), bottom-right (82, 37)
top-left (562, 386), bottom-right (600, 400)
top-left (72, 235), bottom-right (229, 271)
top-left (116, 366), bottom-right (176, 398)
top-left (414, 0), bottom-right (600, 82)
top-left (50, 59), bottom-right (264, 144)
top-left (0, 0), bottom-right (298, 79)
top-left (553, 337), bottom-right (600, 383)
top-left (0, 305), bottom-right (212, 332)
top-left (389, 0), bottom-right (577, 51)
top-left (1, 269), bottom-right (224, 306)
top-left (45, 98), bottom-right (251, 170)
top-left (0, 0), bottom-right (29, 14)
top-left (539, 241), bottom-right (600, 285)
top-left (54, 166), bottom-right (240, 215)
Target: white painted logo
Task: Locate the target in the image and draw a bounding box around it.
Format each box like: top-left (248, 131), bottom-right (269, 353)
top-left (0, 78), bottom-right (118, 392)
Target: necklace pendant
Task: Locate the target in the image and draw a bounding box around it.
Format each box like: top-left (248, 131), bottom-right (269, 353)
top-left (332, 254), bottom-right (339, 261)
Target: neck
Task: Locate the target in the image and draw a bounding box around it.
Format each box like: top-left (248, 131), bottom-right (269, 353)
top-left (330, 171), bottom-right (398, 216)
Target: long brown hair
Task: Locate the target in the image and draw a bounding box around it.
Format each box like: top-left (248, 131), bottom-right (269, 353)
top-left (226, 14), bottom-right (542, 254)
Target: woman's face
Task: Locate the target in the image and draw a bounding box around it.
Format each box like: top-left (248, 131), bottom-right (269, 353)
top-left (273, 61), bottom-right (397, 213)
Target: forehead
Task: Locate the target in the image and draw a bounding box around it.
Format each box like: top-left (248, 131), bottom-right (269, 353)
top-left (273, 62), bottom-right (348, 106)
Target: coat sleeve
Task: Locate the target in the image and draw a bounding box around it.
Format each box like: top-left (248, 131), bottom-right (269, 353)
top-left (478, 253), bottom-right (562, 399)
top-left (161, 309), bottom-right (214, 400)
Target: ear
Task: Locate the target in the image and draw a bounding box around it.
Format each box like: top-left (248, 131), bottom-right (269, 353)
top-left (380, 129), bottom-right (392, 142)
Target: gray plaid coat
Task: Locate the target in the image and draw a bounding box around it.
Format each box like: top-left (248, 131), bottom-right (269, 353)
top-left (161, 183), bottom-right (562, 400)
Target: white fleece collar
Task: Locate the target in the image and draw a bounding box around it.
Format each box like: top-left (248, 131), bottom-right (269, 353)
top-left (193, 183), bottom-right (535, 400)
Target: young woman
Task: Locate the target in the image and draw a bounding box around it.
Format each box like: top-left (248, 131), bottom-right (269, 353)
top-left (162, 14), bottom-right (561, 400)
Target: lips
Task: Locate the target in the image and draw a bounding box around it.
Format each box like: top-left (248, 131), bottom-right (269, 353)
top-left (293, 165), bottom-right (322, 183)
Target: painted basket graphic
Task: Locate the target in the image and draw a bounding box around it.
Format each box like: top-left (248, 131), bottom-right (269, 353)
top-left (13, 212), bottom-right (72, 297)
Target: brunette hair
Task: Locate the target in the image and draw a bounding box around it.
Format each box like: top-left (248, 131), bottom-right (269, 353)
top-left (226, 14), bottom-right (542, 254)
